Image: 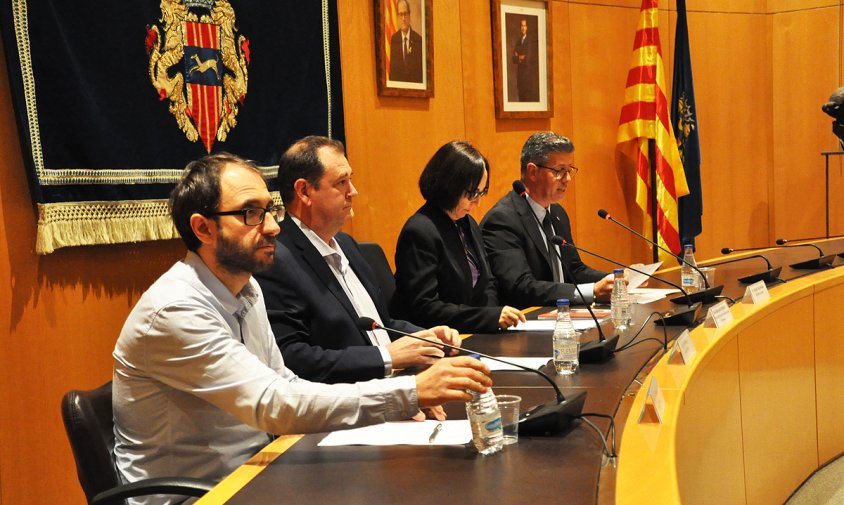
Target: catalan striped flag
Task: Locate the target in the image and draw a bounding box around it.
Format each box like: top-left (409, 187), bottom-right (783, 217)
top-left (617, 0), bottom-right (689, 261)
top-left (383, 1), bottom-right (399, 75)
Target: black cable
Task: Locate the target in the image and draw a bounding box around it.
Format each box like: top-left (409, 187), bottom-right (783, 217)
top-left (577, 412), bottom-right (617, 459)
top-left (714, 294), bottom-right (737, 305)
top-left (615, 312), bottom-right (669, 352)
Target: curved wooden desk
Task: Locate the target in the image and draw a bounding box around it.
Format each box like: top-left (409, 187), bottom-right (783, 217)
top-left (616, 265), bottom-right (844, 504)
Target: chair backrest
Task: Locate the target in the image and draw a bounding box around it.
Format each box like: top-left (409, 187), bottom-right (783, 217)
top-left (61, 381), bottom-right (121, 504)
top-left (358, 242), bottom-right (396, 304)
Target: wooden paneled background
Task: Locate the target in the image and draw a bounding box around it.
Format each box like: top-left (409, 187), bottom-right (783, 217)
top-left (0, 1), bottom-right (841, 503)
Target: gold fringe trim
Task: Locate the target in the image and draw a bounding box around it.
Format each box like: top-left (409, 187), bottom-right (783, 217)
top-left (35, 200), bottom-right (178, 255)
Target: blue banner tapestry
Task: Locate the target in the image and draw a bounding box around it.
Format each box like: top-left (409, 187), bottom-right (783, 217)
top-left (0, 0), bottom-right (345, 253)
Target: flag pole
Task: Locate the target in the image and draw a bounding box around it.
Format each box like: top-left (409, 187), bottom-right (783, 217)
top-left (648, 139), bottom-right (658, 262)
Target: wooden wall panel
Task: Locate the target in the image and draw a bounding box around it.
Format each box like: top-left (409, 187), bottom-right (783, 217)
top-left (771, 6), bottom-right (840, 242)
top-left (336, 0), bottom-right (468, 264)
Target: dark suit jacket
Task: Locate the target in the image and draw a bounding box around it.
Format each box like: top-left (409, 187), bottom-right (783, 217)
top-left (392, 203), bottom-right (502, 333)
top-left (512, 34), bottom-right (538, 101)
top-left (480, 190), bottom-right (607, 308)
top-left (389, 28), bottom-right (423, 83)
top-left (254, 215), bottom-right (421, 384)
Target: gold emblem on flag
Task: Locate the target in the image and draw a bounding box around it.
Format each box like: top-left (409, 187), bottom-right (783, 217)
top-left (145, 0), bottom-right (250, 151)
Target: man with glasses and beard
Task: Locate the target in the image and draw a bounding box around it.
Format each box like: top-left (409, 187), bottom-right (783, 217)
top-left (480, 132), bottom-right (613, 308)
top-left (112, 153), bottom-right (491, 504)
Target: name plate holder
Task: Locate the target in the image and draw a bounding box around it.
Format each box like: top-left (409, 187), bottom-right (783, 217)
top-left (742, 280), bottom-right (771, 305)
top-left (638, 376), bottom-right (665, 424)
top-left (703, 300), bottom-right (733, 328)
top-left (668, 329), bottom-right (697, 365)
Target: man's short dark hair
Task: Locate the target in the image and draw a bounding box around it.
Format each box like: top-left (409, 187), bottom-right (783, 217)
top-left (419, 140), bottom-right (489, 212)
top-left (277, 136), bottom-right (346, 205)
top-left (519, 132), bottom-right (575, 176)
top-left (169, 153), bottom-right (261, 251)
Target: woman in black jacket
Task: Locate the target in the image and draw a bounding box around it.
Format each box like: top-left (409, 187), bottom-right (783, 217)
top-left (392, 141), bottom-right (525, 333)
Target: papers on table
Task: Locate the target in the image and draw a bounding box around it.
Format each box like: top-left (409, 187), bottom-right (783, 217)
top-left (628, 261), bottom-right (663, 289)
top-left (481, 356), bottom-right (550, 371)
top-left (628, 288), bottom-right (681, 304)
top-left (318, 420), bottom-right (471, 447)
top-left (507, 318), bottom-right (597, 332)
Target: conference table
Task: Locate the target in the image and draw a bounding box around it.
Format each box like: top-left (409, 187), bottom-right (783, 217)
top-left (196, 239), bottom-right (844, 505)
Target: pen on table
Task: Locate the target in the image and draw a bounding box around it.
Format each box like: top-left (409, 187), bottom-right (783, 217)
top-left (428, 422), bottom-right (443, 444)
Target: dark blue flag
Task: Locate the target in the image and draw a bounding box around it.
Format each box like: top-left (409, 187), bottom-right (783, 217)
top-left (671, 0), bottom-right (702, 247)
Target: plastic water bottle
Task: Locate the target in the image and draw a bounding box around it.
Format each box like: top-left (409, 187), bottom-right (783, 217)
top-left (465, 388), bottom-right (503, 455)
top-left (680, 244), bottom-right (700, 293)
top-left (553, 299), bottom-right (579, 375)
top-left (611, 268), bottom-right (632, 329)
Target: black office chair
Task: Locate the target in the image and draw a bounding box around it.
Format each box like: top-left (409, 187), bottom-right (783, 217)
top-left (358, 242), bottom-right (397, 303)
top-left (61, 381), bottom-right (215, 505)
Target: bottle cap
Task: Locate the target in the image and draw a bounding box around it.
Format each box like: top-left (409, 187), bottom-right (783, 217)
top-left (556, 298), bottom-right (570, 307)
top-left (613, 268), bottom-right (624, 274)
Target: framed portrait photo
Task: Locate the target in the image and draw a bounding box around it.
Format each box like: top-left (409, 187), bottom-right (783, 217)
top-left (375, 0), bottom-right (434, 97)
top-left (491, 0), bottom-right (553, 118)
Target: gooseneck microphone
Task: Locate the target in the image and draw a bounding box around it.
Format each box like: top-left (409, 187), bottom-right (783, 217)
top-left (716, 250), bottom-right (782, 284)
top-left (550, 237), bottom-right (702, 326)
top-left (355, 317), bottom-right (587, 436)
top-left (551, 244), bottom-right (619, 363)
top-left (511, 180), bottom-right (617, 362)
top-left (597, 209), bottom-right (724, 303)
top-left (773, 239), bottom-right (835, 270)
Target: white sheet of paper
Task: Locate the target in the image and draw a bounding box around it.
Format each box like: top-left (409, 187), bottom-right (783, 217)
top-left (317, 420), bottom-right (471, 447)
top-left (628, 261), bottom-right (663, 290)
top-left (481, 356), bottom-right (550, 371)
top-left (628, 287), bottom-right (681, 304)
top-left (508, 318), bottom-right (596, 332)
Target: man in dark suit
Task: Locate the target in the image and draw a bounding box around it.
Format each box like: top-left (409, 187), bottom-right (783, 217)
top-left (388, 0), bottom-right (423, 83)
top-left (512, 18), bottom-right (538, 102)
top-left (480, 132), bottom-right (612, 308)
top-left (255, 135), bottom-right (460, 386)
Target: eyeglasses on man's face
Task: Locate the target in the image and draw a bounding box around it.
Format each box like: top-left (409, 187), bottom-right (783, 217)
top-left (466, 186), bottom-right (489, 201)
top-left (208, 204), bottom-right (285, 226)
top-left (536, 164), bottom-right (578, 180)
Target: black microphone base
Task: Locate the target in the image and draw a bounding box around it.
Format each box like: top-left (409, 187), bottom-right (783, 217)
top-left (518, 390), bottom-right (587, 437)
top-left (737, 267), bottom-right (783, 285)
top-left (578, 334), bottom-right (620, 363)
top-left (654, 302), bottom-right (702, 326)
top-left (670, 285), bottom-right (724, 305)
top-left (789, 255), bottom-right (836, 269)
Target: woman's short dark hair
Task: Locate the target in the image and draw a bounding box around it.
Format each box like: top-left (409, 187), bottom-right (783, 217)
top-left (169, 152), bottom-right (261, 251)
top-left (419, 141), bottom-right (489, 212)
top-left (277, 136), bottom-right (346, 205)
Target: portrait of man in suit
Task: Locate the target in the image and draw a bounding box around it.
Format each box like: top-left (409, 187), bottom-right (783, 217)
top-left (510, 16), bottom-right (539, 102)
top-left (388, 0), bottom-right (424, 83)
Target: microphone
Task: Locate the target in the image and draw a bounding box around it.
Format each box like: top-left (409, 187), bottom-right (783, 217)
top-left (550, 237), bottom-right (701, 326)
top-left (715, 250), bottom-right (782, 285)
top-left (550, 243), bottom-right (619, 363)
top-left (512, 180), bottom-right (618, 362)
top-left (773, 239), bottom-right (835, 270)
top-left (355, 317), bottom-right (587, 436)
top-left (597, 208), bottom-right (724, 303)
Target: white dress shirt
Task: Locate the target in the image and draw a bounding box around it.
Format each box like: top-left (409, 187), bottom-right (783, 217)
top-left (113, 252), bottom-right (416, 505)
top-left (526, 195), bottom-right (594, 304)
top-left (290, 215), bottom-right (394, 375)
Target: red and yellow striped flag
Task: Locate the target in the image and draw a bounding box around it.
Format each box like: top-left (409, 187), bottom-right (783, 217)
top-left (617, 0), bottom-right (689, 261)
top-left (383, 1), bottom-right (399, 75)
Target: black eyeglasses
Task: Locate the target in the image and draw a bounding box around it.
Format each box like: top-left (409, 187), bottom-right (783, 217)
top-left (536, 164), bottom-right (578, 179)
top-left (466, 186), bottom-right (489, 201)
top-left (207, 204), bottom-right (285, 226)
